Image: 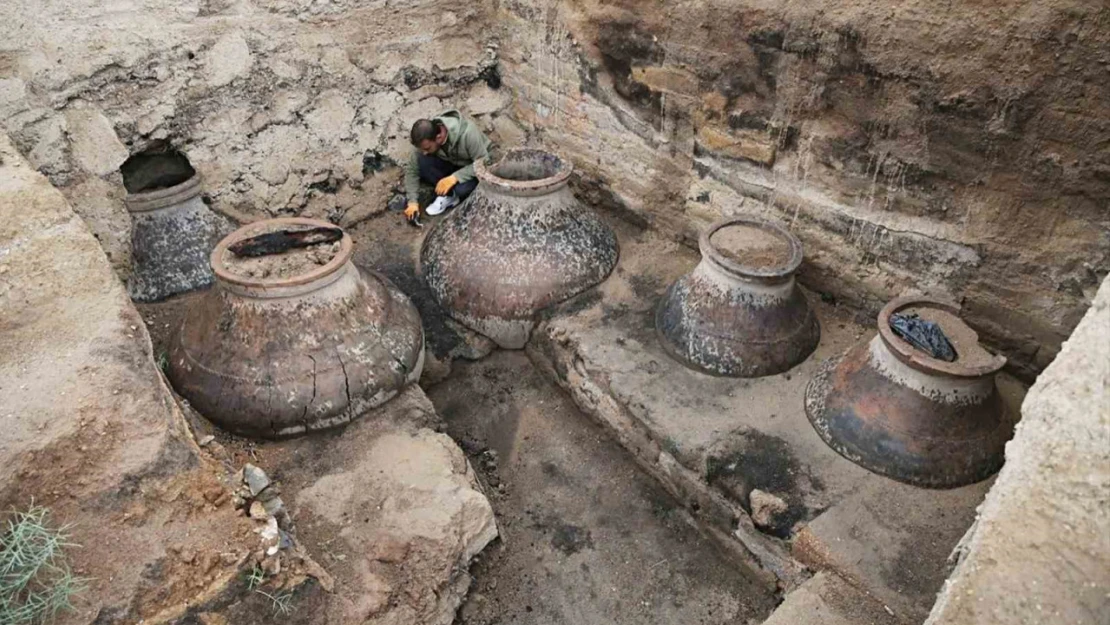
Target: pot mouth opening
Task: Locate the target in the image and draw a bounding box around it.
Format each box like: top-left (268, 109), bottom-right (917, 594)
top-left (878, 296), bottom-right (1006, 377)
top-left (211, 218), bottom-right (353, 290)
top-left (700, 217), bottom-right (802, 280)
top-left (122, 150), bottom-right (197, 194)
top-left (476, 148), bottom-right (572, 192)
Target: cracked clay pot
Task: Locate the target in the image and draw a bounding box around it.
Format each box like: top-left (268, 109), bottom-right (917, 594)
top-left (805, 296), bottom-right (1014, 488)
top-left (125, 172), bottom-right (228, 302)
top-left (656, 216), bottom-right (820, 377)
top-left (168, 218), bottom-right (425, 439)
top-left (420, 148), bottom-right (619, 348)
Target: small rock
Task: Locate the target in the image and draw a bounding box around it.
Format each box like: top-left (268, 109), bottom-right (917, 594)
top-left (278, 530), bottom-right (295, 550)
top-left (207, 441), bottom-right (229, 460)
top-left (249, 500), bottom-right (268, 520)
top-left (198, 434), bottom-right (215, 446)
top-left (386, 193), bottom-right (407, 212)
top-left (203, 485), bottom-right (225, 504)
top-left (242, 464), bottom-right (272, 497)
top-left (256, 485), bottom-right (282, 503)
top-left (259, 517), bottom-right (280, 542)
top-left (262, 496), bottom-right (284, 517)
top-left (749, 489), bottom-right (789, 530)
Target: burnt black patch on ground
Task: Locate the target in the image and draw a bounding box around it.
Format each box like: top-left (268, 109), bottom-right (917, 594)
top-left (348, 223), bottom-right (463, 359)
top-left (626, 271), bottom-right (663, 300)
top-left (707, 429), bottom-right (820, 538)
top-left (531, 515), bottom-right (595, 555)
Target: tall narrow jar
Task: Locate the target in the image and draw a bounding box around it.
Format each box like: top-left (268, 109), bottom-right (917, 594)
top-left (126, 173), bottom-right (227, 302)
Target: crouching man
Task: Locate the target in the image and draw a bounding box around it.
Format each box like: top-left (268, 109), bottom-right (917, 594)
top-left (403, 109), bottom-right (492, 222)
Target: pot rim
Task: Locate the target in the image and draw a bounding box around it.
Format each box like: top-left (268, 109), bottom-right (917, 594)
top-left (699, 216), bottom-right (803, 281)
top-left (475, 147), bottom-right (573, 194)
top-left (124, 174), bottom-right (204, 213)
top-left (877, 295), bottom-right (1006, 378)
top-left (211, 217), bottom-right (353, 290)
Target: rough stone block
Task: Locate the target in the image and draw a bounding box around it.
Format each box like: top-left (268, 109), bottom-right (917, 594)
top-left (0, 132), bottom-right (253, 624)
top-left (697, 124), bottom-right (777, 166)
top-left (64, 106), bottom-right (128, 177)
top-left (631, 65), bottom-right (700, 96)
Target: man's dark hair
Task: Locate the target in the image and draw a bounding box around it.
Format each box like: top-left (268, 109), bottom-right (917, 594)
top-left (410, 118), bottom-right (445, 145)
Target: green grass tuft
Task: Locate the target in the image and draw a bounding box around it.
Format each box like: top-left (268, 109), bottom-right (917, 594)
top-left (0, 504), bottom-right (87, 625)
top-left (245, 565), bottom-right (265, 591)
top-left (245, 565), bottom-right (295, 615)
top-left (256, 589), bottom-right (294, 616)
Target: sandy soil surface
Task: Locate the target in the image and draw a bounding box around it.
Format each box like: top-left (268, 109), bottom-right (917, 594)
top-left (427, 351), bottom-right (779, 625)
top-left (223, 239), bottom-right (341, 280)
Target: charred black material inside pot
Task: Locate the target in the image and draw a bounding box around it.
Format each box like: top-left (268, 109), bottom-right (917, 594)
top-left (805, 296), bottom-right (1013, 488)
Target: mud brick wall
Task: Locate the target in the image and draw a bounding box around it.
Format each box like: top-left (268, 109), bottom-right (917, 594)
top-left (496, 0), bottom-right (1110, 378)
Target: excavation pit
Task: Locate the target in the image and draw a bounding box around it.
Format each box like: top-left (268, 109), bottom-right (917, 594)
top-left (128, 197), bottom-right (1033, 625)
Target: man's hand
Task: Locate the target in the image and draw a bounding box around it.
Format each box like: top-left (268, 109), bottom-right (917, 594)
top-left (404, 202), bottom-right (420, 219)
top-left (435, 175), bottom-right (458, 196)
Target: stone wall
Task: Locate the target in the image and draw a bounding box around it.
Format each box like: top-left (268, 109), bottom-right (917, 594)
top-left (496, 0), bottom-right (1110, 377)
top-left (0, 0), bottom-right (521, 275)
top-left (924, 273), bottom-right (1109, 625)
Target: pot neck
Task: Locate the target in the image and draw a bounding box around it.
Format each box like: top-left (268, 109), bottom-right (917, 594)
top-left (125, 175), bottom-right (204, 213)
top-left (218, 259), bottom-right (357, 300)
top-left (694, 258), bottom-right (795, 298)
top-left (868, 335), bottom-right (996, 404)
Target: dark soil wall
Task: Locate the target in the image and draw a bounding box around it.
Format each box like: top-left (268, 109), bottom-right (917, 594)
top-left (498, 0), bottom-right (1110, 378)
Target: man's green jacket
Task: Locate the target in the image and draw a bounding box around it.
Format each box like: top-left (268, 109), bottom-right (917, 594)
top-left (404, 109), bottom-right (492, 201)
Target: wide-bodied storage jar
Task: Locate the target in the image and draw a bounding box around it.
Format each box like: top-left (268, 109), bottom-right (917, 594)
top-left (656, 216), bottom-right (820, 377)
top-left (805, 296), bottom-right (1013, 488)
top-left (420, 148), bottom-right (619, 348)
top-left (168, 218), bottom-right (424, 439)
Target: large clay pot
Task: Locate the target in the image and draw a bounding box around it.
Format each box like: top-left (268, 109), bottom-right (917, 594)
top-left (420, 148), bottom-right (619, 348)
top-left (656, 216), bottom-right (820, 377)
top-left (126, 173), bottom-right (227, 302)
top-left (168, 218), bottom-right (424, 439)
top-left (804, 296), bottom-right (1013, 488)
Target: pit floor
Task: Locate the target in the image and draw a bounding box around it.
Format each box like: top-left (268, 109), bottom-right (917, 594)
top-left (429, 352), bottom-right (778, 625)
